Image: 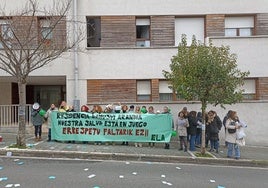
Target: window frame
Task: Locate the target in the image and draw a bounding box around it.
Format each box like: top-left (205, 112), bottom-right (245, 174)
top-left (241, 78), bottom-right (256, 100)
top-left (136, 80), bottom-right (152, 102)
top-left (86, 16), bottom-right (101, 47)
top-left (159, 80), bottom-right (173, 101)
top-left (174, 16), bottom-right (205, 46)
top-left (39, 17), bottom-right (54, 46)
top-left (136, 17), bottom-right (151, 47)
top-left (0, 20), bottom-right (13, 49)
top-left (224, 16), bottom-right (255, 37)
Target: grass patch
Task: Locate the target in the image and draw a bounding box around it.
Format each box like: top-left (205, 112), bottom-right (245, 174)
top-left (8, 144), bottom-right (28, 149)
top-left (194, 152), bottom-right (214, 158)
top-left (252, 160), bottom-right (268, 166)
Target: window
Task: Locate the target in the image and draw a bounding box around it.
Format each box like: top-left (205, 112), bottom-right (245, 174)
top-left (0, 20), bottom-right (13, 48)
top-left (225, 16), bottom-right (254, 37)
top-left (159, 81), bottom-right (173, 101)
top-left (40, 19), bottom-right (53, 40)
top-left (241, 79), bottom-right (256, 100)
top-left (175, 17), bottom-right (204, 46)
top-left (137, 80), bottom-right (151, 101)
top-left (1, 24), bottom-right (12, 39)
top-left (87, 17), bottom-right (101, 47)
top-left (136, 18), bottom-right (150, 47)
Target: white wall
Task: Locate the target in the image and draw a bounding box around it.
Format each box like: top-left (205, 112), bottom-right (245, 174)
top-left (79, 48), bottom-right (176, 79)
top-left (79, 0), bottom-right (268, 16)
top-left (95, 102), bottom-right (267, 146)
top-left (3, 0), bottom-right (267, 18)
top-left (66, 79), bottom-right (87, 108)
top-left (210, 36), bottom-right (268, 77)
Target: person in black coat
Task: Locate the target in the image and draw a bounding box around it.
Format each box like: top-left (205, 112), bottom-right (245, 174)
top-left (206, 111), bottom-right (222, 153)
top-left (188, 111), bottom-right (198, 151)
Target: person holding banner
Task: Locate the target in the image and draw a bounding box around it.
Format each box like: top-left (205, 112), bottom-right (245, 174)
top-left (90, 105), bottom-right (103, 145)
top-left (120, 104), bottom-right (129, 146)
top-left (81, 105), bottom-right (89, 112)
top-left (163, 106), bottom-right (172, 149)
top-left (44, 103), bottom-right (58, 142)
top-left (135, 106), bottom-right (141, 113)
top-left (148, 106), bottom-right (155, 147)
top-left (59, 101), bottom-right (69, 112)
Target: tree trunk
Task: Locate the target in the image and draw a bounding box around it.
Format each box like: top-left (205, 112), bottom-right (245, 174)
top-left (200, 101), bottom-right (207, 155)
top-left (16, 82), bottom-right (27, 147)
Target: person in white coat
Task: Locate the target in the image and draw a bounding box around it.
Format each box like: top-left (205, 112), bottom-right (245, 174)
top-left (176, 111), bottom-right (189, 152)
top-left (225, 110), bottom-right (242, 159)
top-left (44, 104), bottom-right (58, 141)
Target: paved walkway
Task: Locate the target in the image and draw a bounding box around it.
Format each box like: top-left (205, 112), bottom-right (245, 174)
top-left (0, 131), bottom-right (267, 168)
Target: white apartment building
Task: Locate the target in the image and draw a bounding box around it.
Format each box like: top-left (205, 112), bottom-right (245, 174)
top-left (0, 0), bottom-right (268, 145)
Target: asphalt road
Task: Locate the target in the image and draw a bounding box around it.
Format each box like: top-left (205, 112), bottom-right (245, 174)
top-left (0, 157), bottom-right (267, 188)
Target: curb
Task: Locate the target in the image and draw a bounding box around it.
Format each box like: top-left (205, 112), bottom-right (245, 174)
top-left (0, 148), bottom-right (267, 168)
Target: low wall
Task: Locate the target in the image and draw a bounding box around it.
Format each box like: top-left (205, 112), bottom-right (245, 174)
top-left (86, 101), bottom-right (268, 147)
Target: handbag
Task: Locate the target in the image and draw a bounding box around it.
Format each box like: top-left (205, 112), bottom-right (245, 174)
top-left (228, 128), bottom-right (236, 134)
top-left (227, 121), bottom-right (236, 134)
top-left (236, 138), bottom-right (246, 146)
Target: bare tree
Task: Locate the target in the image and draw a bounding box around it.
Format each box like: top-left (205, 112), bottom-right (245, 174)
top-left (0, 0), bottom-right (84, 147)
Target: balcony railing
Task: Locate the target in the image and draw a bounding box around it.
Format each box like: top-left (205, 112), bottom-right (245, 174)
top-left (0, 105), bottom-right (32, 127)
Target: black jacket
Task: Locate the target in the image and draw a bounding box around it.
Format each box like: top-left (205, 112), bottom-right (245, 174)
top-left (188, 115), bottom-right (198, 135)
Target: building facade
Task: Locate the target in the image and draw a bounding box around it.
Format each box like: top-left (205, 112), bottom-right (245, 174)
top-left (0, 0), bottom-right (268, 145)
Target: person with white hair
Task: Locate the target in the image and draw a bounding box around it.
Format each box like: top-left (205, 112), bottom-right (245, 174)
top-left (31, 102), bottom-right (45, 141)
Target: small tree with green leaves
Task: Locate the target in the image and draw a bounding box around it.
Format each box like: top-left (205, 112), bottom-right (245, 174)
top-left (163, 34), bottom-right (249, 154)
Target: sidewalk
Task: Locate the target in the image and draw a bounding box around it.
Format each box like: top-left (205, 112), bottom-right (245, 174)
top-left (0, 131), bottom-right (267, 168)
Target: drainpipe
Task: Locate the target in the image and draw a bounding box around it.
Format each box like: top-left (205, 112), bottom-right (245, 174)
top-left (73, 0), bottom-right (80, 111)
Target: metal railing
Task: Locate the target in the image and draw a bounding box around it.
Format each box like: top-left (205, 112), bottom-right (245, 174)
top-left (0, 104), bottom-right (32, 127)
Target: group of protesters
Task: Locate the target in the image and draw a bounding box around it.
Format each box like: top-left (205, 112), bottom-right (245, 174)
top-left (32, 101), bottom-right (246, 159)
top-left (175, 107), bottom-right (223, 153)
top-left (175, 107), bottom-right (246, 159)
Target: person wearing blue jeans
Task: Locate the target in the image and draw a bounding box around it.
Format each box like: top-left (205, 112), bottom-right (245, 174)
top-left (227, 142), bottom-right (240, 159)
top-left (189, 135), bottom-right (196, 151)
top-left (225, 110), bottom-right (242, 159)
top-left (195, 112), bottom-right (202, 147)
top-left (206, 110), bottom-right (221, 153)
top-left (210, 139), bottom-right (219, 153)
top-left (188, 111), bottom-right (198, 151)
